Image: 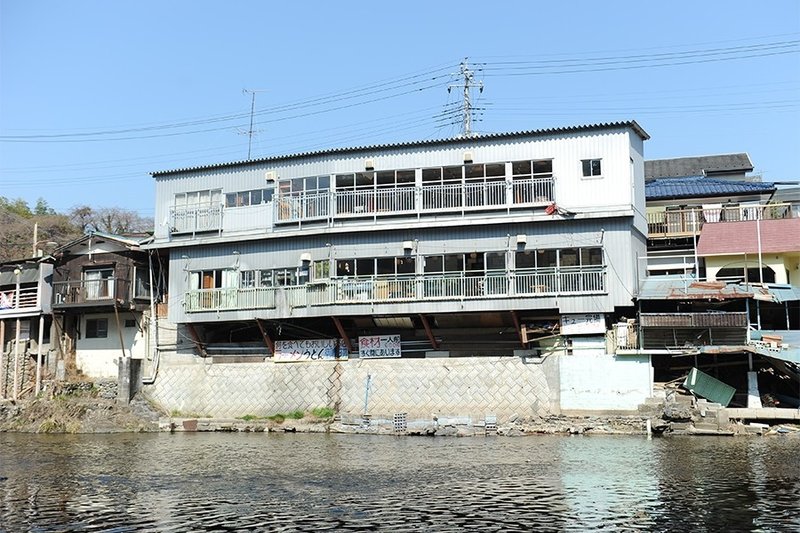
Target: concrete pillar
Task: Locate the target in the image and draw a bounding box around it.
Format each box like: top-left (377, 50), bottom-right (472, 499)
top-left (747, 371), bottom-right (762, 409)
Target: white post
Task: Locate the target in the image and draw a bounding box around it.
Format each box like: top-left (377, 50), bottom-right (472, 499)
top-left (35, 314), bottom-right (44, 395)
top-left (756, 216), bottom-right (763, 285)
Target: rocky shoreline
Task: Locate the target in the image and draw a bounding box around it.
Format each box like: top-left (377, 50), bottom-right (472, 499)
top-left (2, 382), bottom-right (798, 437)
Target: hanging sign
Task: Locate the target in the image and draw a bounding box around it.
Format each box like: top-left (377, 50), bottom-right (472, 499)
top-left (560, 313), bottom-right (606, 335)
top-left (274, 339), bottom-right (348, 362)
top-left (358, 334), bottom-right (402, 358)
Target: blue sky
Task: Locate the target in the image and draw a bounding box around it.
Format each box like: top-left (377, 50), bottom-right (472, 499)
top-left (1, 1), bottom-right (799, 219)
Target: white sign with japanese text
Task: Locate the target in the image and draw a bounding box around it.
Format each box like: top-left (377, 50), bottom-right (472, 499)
top-left (274, 339), bottom-right (348, 362)
top-left (358, 335), bottom-right (402, 359)
top-left (560, 313), bottom-right (606, 335)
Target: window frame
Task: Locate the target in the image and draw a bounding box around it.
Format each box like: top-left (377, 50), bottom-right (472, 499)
top-left (581, 158), bottom-right (603, 179)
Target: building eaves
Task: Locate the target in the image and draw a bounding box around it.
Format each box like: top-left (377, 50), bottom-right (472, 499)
top-left (645, 176), bottom-right (775, 201)
top-left (151, 120), bottom-right (650, 177)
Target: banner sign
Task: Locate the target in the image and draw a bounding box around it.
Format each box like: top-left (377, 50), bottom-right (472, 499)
top-left (274, 339), bottom-right (348, 362)
top-left (560, 313), bottom-right (606, 335)
top-left (358, 334), bottom-right (402, 359)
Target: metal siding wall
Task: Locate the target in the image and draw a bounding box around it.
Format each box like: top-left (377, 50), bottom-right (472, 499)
top-left (153, 127), bottom-right (638, 239)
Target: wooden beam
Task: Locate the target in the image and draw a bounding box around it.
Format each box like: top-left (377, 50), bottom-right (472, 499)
top-left (331, 317), bottom-right (353, 353)
top-left (418, 314), bottom-right (439, 350)
top-left (0, 319), bottom-right (5, 398)
top-left (186, 324), bottom-right (208, 358)
top-left (510, 310), bottom-right (527, 348)
top-left (254, 319), bottom-right (275, 355)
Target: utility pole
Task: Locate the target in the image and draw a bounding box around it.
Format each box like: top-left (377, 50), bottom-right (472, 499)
top-left (241, 89), bottom-right (266, 159)
top-left (448, 59), bottom-right (483, 138)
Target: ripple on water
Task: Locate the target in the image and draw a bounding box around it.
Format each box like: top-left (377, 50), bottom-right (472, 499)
top-left (1, 433), bottom-right (799, 531)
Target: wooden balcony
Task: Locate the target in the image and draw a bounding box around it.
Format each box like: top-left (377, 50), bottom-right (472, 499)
top-left (0, 286), bottom-right (41, 316)
top-left (184, 266), bottom-right (605, 313)
top-left (53, 278), bottom-right (133, 308)
top-left (647, 202), bottom-right (794, 240)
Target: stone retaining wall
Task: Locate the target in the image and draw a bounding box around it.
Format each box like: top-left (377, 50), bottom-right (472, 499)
top-left (142, 354), bottom-right (561, 422)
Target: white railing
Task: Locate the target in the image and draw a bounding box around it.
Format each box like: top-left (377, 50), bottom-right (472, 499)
top-left (274, 177), bottom-right (556, 224)
top-left (170, 202), bottom-right (223, 234)
top-left (647, 202), bottom-right (795, 239)
top-left (0, 286), bottom-right (39, 311)
top-left (275, 193), bottom-right (330, 222)
top-left (184, 267), bottom-right (605, 312)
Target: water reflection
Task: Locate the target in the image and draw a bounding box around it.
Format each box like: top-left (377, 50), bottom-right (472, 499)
top-left (1, 433), bottom-right (798, 531)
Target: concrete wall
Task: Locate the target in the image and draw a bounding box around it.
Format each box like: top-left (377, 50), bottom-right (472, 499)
top-left (705, 255), bottom-right (792, 284)
top-left (76, 312), bottom-right (146, 379)
top-left (142, 353), bottom-right (561, 422)
top-left (559, 354), bottom-right (652, 412)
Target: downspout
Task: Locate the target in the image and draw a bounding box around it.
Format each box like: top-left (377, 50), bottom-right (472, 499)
top-left (142, 250), bottom-right (159, 385)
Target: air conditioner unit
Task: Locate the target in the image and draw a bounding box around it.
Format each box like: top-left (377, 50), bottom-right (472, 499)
top-left (265, 171), bottom-right (276, 182)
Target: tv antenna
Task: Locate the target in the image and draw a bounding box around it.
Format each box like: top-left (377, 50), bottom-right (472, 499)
top-left (241, 88), bottom-right (267, 159)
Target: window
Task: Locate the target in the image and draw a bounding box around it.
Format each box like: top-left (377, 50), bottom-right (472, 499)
top-left (124, 319), bottom-right (137, 328)
top-left (86, 318), bottom-right (108, 339)
top-left (175, 189), bottom-right (222, 207)
top-left (336, 257), bottom-right (416, 277)
top-left (133, 266), bottom-right (151, 299)
top-left (312, 261), bottom-right (330, 281)
top-left (84, 268), bottom-right (114, 300)
top-left (582, 159), bottom-right (602, 178)
top-left (225, 187), bottom-right (275, 208)
top-left (512, 160), bottom-right (553, 203)
top-left (190, 269), bottom-right (237, 290)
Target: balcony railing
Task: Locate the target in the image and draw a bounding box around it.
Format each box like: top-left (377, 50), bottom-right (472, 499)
top-left (647, 202), bottom-right (794, 239)
top-left (0, 286), bottom-right (40, 313)
top-left (184, 267), bottom-right (605, 312)
top-left (274, 177), bottom-right (555, 225)
top-left (53, 278), bottom-right (131, 306)
top-left (170, 202), bottom-right (223, 234)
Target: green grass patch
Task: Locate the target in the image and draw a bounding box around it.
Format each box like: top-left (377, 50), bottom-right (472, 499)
top-left (267, 414), bottom-right (285, 423)
top-left (239, 414), bottom-right (262, 421)
top-left (286, 410), bottom-right (305, 420)
top-left (311, 407), bottom-right (335, 419)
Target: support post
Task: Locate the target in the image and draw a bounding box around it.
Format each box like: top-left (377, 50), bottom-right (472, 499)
top-left (186, 324), bottom-right (208, 357)
top-left (13, 317), bottom-right (20, 400)
top-left (112, 301), bottom-right (127, 361)
top-left (255, 319), bottom-right (275, 355)
top-left (419, 314), bottom-right (439, 350)
top-left (331, 317), bottom-right (353, 353)
top-left (35, 314), bottom-right (44, 396)
top-left (0, 319), bottom-right (5, 398)
top-left (510, 310), bottom-right (526, 348)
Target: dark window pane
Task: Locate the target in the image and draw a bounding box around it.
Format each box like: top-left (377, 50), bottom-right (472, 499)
top-left (486, 163), bottom-right (505, 177)
top-left (465, 252), bottom-right (484, 271)
top-left (537, 249), bottom-right (557, 268)
top-left (357, 258), bottom-right (375, 276)
top-left (422, 168), bottom-right (442, 182)
top-left (465, 164), bottom-right (484, 178)
top-left (486, 252), bottom-right (505, 270)
top-left (582, 160), bottom-right (592, 177)
top-left (424, 255), bottom-right (443, 273)
top-left (318, 175), bottom-right (330, 190)
top-left (444, 254), bottom-right (464, 272)
top-left (560, 249), bottom-right (579, 267)
top-left (592, 159), bottom-right (601, 175)
top-left (396, 257), bottom-right (415, 275)
top-left (512, 161), bottom-right (531, 175)
top-left (516, 251), bottom-right (535, 269)
top-left (336, 174), bottom-right (354, 188)
top-left (397, 170), bottom-right (415, 184)
top-left (376, 258), bottom-right (394, 275)
top-left (443, 166), bottom-right (462, 182)
top-left (337, 260), bottom-right (354, 276)
top-left (251, 189), bottom-right (262, 204)
top-left (582, 248), bottom-right (604, 266)
top-left (376, 171), bottom-right (395, 185)
top-left (533, 160), bottom-right (552, 175)
top-left (263, 188), bottom-right (274, 203)
top-left (355, 172), bottom-right (374, 187)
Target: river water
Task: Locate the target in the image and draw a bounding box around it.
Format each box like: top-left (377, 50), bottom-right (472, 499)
top-left (0, 432), bottom-right (798, 532)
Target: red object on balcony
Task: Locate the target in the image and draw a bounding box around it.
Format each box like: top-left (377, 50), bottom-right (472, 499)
top-left (544, 203), bottom-right (557, 215)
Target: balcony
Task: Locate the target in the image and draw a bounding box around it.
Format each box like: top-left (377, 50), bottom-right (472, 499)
top-left (53, 278), bottom-right (132, 307)
top-left (184, 266), bottom-right (606, 313)
top-left (647, 202), bottom-right (794, 240)
top-left (170, 202), bottom-right (223, 235)
top-left (275, 177), bottom-right (555, 225)
top-left (0, 286), bottom-right (41, 316)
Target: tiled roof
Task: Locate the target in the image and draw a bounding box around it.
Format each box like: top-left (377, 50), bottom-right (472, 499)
top-left (645, 176), bottom-right (775, 200)
top-left (696, 218), bottom-right (800, 256)
top-left (645, 153), bottom-right (752, 180)
top-left (151, 120), bottom-right (650, 176)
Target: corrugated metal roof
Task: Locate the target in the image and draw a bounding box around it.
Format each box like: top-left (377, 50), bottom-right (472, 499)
top-left (645, 176), bottom-right (775, 200)
top-left (645, 153), bottom-right (753, 180)
top-left (151, 120), bottom-right (650, 177)
top-left (638, 276), bottom-right (754, 300)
